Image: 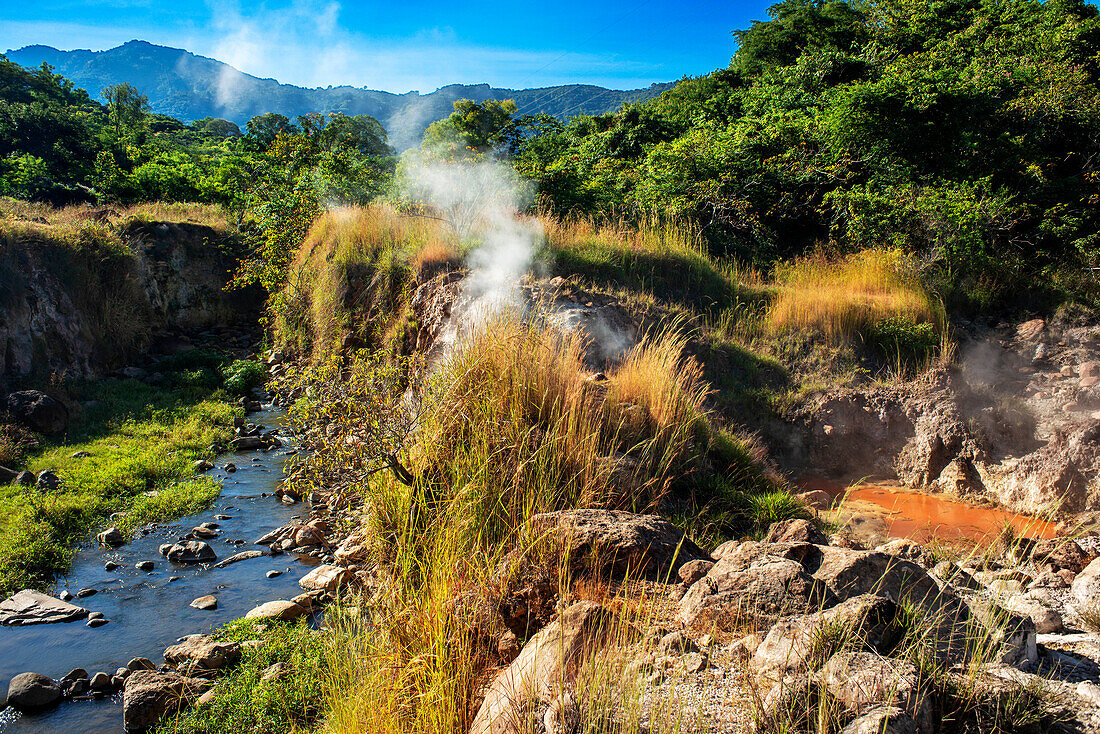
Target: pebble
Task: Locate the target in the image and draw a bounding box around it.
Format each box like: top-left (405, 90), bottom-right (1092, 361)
top-left (88, 612), bottom-right (104, 620)
top-left (76, 588), bottom-right (97, 598)
top-left (214, 514), bottom-right (231, 520)
top-left (59, 590), bottom-right (73, 601)
top-left (135, 561), bottom-right (154, 571)
top-left (104, 562), bottom-right (120, 571)
top-left (266, 570), bottom-right (282, 578)
top-left (224, 463), bottom-right (237, 473)
top-left (190, 595), bottom-right (218, 611)
top-left (168, 576), bottom-right (181, 582)
top-left (86, 618), bottom-right (109, 628)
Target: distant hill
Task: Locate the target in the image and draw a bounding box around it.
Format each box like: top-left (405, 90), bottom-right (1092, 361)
top-left (4, 40), bottom-right (673, 150)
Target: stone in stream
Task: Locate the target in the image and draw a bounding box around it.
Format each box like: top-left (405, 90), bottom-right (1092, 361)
top-left (193, 460), bottom-right (214, 472)
top-left (224, 463), bottom-right (237, 473)
top-left (88, 611), bottom-right (104, 620)
top-left (7, 672), bottom-right (62, 711)
top-left (98, 526), bottom-right (124, 546)
top-left (191, 526), bottom-right (219, 539)
top-left (213, 549), bottom-right (265, 568)
top-left (122, 670), bottom-right (210, 732)
top-left (127, 657), bottom-right (157, 672)
top-left (266, 569), bottom-right (282, 578)
top-left (298, 564), bottom-right (351, 593)
top-left (136, 561), bottom-right (155, 571)
top-left (87, 617), bottom-right (109, 628)
top-left (105, 561), bottom-right (120, 571)
top-left (89, 672), bottom-right (112, 691)
top-left (190, 595), bottom-right (218, 611)
top-left (0, 589), bottom-right (88, 625)
top-left (61, 668), bottom-right (88, 683)
top-left (214, 514), bottom-right (231, 520)
top-left (77, 587), bottom-right (97, 598)
top-left (161, 540), bottom-right (217, 563)
top-left (58, 590), bottom-right (73, 601)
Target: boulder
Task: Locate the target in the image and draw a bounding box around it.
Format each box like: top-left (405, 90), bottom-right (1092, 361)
top-left (244, 600), bottom-right (308, 622)
top-left (14, 470), bottom-right (35, 486)
top-left (1071, 556), bottom-right (1100, 609)
top-left (1030, 538), bottom-right (1093, 574)
top-left (839, 706), bottom-right (920, 734)
top-left (7, 672), bottom-right (61, 711)
top-left (962, 597), bottom-right (1038, 668)
top-left (763, 518), bottom-right (826, 545)
top-left (1002, 593), bottom-right (1063, 634)
top-left (97, 526), bottom-right (124, 546)
top-left (127, 657), bottom-right (156, 672)
top-left (0, 589), bottom-right (88, 625)
top-left (751, 594), bottom-right (901, 684)
top-left (470, 602), bottom-right (613, 734)
top-left (35, 470), bottom-right (60, 491)
top-left (679, 543), bottom-right (831, 631)
top-left (526, 509), bottom-right (708, 580)
top-left (163, 636), bottom-right (241, 678)
top-left (677, 559), bottom-right (714, 585)
top-left (162, 541), bottom-right (216, 564)
top-left (298, 564), bottom-right (351, 593)
top-left (5, 391), bottom-right (68, 435)
top-left (822, 653), bottom-right (931, 734)
top-left (189, 595), bottom-right (217, 611)
top-left (122, 670), bottom-right (210, 732)
top-left (230, 436), bottom-right (267, 451)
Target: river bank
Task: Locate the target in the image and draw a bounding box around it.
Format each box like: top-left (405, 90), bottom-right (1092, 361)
top-left (0, 405), bottom-right (315, 733)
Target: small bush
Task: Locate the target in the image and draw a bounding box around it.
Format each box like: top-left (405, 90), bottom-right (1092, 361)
top-left (223, 359), bottom-right (266, 395)
top-left (865, 317), bottom-right (939, 363)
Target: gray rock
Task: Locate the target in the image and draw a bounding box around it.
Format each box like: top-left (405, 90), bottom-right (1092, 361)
top-left (1002, 593), bottom-right (1063, 634)
top-left (260, 662), bottom-right (291, 682)
top-left (122, 670), bottom-right (210, 732)
top-left (244, 600), bottom-right (307, 621)
top-left (135, 561), bottom-right (154, 572)
top-left (98, 527), bottom-right (124, 547)
top-left (163, 636), bottom-right (241, 677)
top-left (162, 541), bottom-right (216, 564)
top-left (526, 509), bottom-right (709, 579)
top-left (657, 630), bottom-right (698, 654)
top-left (840, 706), bottom-right (920, 734)
top-left (822, 652), bottom-right (931, 734)
top-left (763, 518), bottom-right (827, 545)
top-left (14, 470), bottom-right (34, 486)
top-left (190, 595), bottom-right (217, 611)
top-left (7, 672), bottom-right (61, 711)
top-left (35, 470), bottom-right (60, 491)
top-left (212, 550), bottom-right (265, 568)
top-left (127, 657), bottom-right (156, 672)
top-left (677, 559), bottom-right (713, 585)
top-left (87, 617), bottom-right (109, 628)
top-left (0, 589), bottom-right (88, 625)
top-left (5, 390), bottom-right (68, 435)
top-left (76, 588), bottom-right (97, 598)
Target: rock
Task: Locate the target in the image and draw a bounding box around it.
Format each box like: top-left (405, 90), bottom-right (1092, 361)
top-left (135, 561), bottom-right (154, 572)
top-left (1002, 593), bottom-right (1063, 634)
top-left (58, 590), bottom-right (72, 601)
top-left (751, 594), bottom-right (901, 684)
top-left (191, 526), bottom-right (219, 539)
top-left (497, 630), bottom-right (521, 661)
top-left (212, 549), bottom-right (265, 568)
top-left (266, 570), bottom-right (282, 578)
top-left (470, 602), bottom-right (613, 734)
top-left (224, 463), bottom-right (237, 473)
top-left (61, 668), bottom-right (87, 683)
top-left (127, 657), bottom-right (156, 672)
top-left (298, 564), bottom-right (351, 593)
top-left (196, 688), bottom-right (217, 707)
top-left (679, 543), bottom-right (831, 631)
top-left (71, 450), bottom-right (91, 458)
top-left (1031, 538), bottom-right (1093, 574)
top-left (35, 470), bottom-right (60, 491)
top-left (795, 489), bottom-right (832, 510)
top-left (763, 518), bottom-right (826, 545)
top-left (1071, 556), bottom-right (1100, 608)
top-left (839, 706), bottom-right (920, 734)
top-left (87, 617), bottom-right (109, 628)
top-left (677, 559), bottom-right (713, 585)
top-left (244, 600), bottom-right (308, 621)
top-left (5, 390), bottom-right (68, 435)
top-left (7, 672), bottom-right (61, 711)
top-left (526, 509), bottom-right (708, 579)
top-left (163, 636), bottom-right (241, 677)
top-left (88, 672), bottom-right (112, 691)
top-left (105, 561), bottom-right (120, 571)
top-left (230, 436), bottom-right (266, 451)
top-left (162, 541), bottom-right (216, 564)
top-left (1016, 319), bottom-right (1045, 342)
top-left (822, 653), bottom-right (931, 734)
top-left (542, 692), bottom-right (579, 734)
top-left (0, 589), bottom-right (88, 625)
top-left (122, 670), bottom-right (210, 732)
top-left (293, 523), bottom-right (326, 547)
top-left (190, 595), bottom-right (217, 611)
top-left (657, 630), bottom-right (699, 654)
top-left (260, 662), bottom-right (291, 682)
top-left (88, 611), bottom-right (104, 620)
top-left (963, 597), bottom-right (1038, 668)
top-left (77, 587), bottom-right (96, 598)
top-left (193, 460), bottom-right (213, 472)
top-left (98, 527), bottom-right (124, 546)
top-left (683, 651), bottom-right (708, 673)
top-left (14, 470), bottom-right (35, 486)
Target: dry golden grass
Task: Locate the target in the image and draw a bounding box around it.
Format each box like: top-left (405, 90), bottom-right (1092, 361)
top-left (276, 205), bottom-right (460, 357)
top-left (0, 196), bottom-right (233, 232)
top-left (767, 249), bottom-right (940, 342)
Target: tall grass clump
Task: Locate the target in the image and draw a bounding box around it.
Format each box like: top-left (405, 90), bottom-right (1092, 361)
top-left (273, 205), bottom-right (458, 358)
top-left (283, 315), bottom-right (760, 734)
top-left (768, 249), bottom-right (942, 352)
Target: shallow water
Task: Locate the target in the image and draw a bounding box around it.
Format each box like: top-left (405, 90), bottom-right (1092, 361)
top-left (799, 478), bottom-right (1058, 544)
top-left (0, 407), bottom-right (314, 733)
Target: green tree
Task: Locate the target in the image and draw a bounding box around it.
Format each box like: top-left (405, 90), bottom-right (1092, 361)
top-left (101, 83), bottom-right (149, 140)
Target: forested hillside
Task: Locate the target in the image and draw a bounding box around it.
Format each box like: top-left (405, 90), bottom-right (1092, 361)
top-left (6, 41), bottom-right (673, 150)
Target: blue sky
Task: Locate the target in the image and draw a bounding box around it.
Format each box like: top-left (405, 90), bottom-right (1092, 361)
top-left (0, 0), bottom-right (771, 92)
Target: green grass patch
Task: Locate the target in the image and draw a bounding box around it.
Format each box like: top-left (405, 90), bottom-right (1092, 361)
top-left (156, 619), bottom-right (331, 734)
top-left (0, 364), bottom-right (240, 594)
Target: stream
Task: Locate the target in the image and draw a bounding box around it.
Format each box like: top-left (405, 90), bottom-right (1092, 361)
top-left (0, 406), bottom-right (314, 733)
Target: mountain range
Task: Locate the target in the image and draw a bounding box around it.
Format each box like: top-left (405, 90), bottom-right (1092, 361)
top-left (4, 40), bottom-right (673, 150)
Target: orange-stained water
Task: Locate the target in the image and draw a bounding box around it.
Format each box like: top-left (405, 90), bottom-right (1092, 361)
top-left (797, 478), bottom-right (1058, 544)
